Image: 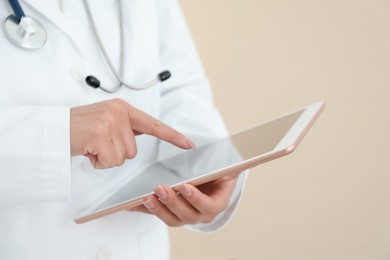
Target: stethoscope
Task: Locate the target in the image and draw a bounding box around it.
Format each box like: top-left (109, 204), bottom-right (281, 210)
top-left (3, 0), bottom-right (171, 93)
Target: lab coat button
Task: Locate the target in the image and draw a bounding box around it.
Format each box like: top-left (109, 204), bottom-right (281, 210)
top-left (96, 247), bottom-right (113, 260)
top-left (70, 67), bottom-right (84, 82)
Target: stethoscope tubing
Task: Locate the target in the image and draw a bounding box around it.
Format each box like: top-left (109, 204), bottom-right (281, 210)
top-left (4, 0), bottom-right (171, 93)
top-left (83, 0), bottom-right (171, 92)
top-left (8, 0), bottom-right (25, 20)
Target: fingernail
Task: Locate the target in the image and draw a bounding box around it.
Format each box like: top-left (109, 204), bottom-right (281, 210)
top-left (155, 185), bottom-right (168, 200)
top-left (184, 138), bottom-right (196, 150)
top-left (181, 184), bottom-right (192, 197)
top-left (143, 198), bottom-right (154, 209)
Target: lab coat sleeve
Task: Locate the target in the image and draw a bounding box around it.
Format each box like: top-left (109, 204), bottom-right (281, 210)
top-left (156, 0), bottom-right (247, 232)
top-left (0, 107), bottom-right (71, 206)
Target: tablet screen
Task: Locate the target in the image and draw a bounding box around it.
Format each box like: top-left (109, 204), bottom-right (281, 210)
top-left (89, 110), bottom-right (303, 214)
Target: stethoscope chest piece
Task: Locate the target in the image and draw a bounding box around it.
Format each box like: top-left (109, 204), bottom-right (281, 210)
top-left (3, 15), bottom-right (47, 49)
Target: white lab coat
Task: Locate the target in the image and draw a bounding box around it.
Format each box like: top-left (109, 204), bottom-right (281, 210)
top-left (0, 0), bottom-right (246, 259)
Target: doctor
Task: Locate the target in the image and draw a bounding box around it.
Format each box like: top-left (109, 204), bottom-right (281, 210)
top-left (0, 0), bottom-right (246, 259)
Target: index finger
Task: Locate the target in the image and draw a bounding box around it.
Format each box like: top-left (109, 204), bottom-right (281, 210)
top-left (127, 106), bottom-right (196, 150)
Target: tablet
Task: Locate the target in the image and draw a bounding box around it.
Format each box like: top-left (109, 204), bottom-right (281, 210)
top-left (74, 101), bottom-right (325, 224)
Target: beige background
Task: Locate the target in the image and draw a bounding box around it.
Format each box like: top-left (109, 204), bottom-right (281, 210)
top-left (170, 0), bottom-right (390, 259)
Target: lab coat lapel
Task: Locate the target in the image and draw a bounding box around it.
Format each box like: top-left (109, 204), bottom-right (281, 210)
top-left (21, 0), bottom-right (83, 53)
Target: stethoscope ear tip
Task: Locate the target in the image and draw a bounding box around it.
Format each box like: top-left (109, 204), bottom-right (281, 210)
top-left (158, 71), bottom-right (171, 82)
top-left (85, 75), bottom-right (101, 88)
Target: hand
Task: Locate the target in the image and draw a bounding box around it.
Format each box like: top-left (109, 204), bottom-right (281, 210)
top-left (70, 98), bottom-right (195, 169)
top-left (130, 173), bottom-right (239, 227)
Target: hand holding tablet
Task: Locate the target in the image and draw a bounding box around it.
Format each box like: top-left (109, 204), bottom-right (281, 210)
top-left (75, 101), bottom-right (325, 224)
